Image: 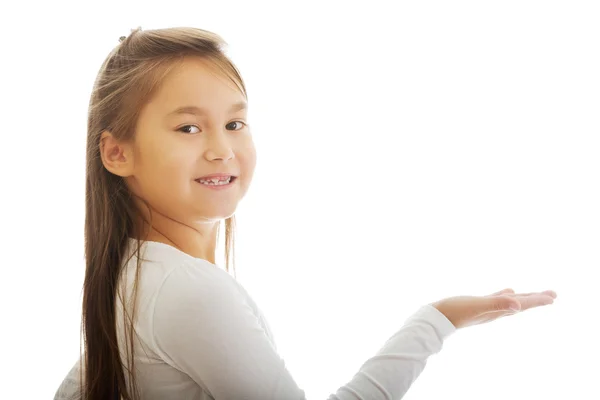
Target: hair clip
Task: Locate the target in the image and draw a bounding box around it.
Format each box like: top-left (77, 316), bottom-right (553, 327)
top-left (119, 36), bottom-right (127, 43)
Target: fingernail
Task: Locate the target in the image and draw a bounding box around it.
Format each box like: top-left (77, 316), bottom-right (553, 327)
top-left (509, 304), bottom-right (521, 311)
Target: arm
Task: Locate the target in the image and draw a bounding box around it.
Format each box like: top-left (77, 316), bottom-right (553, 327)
top-left (153, 267), bottom-right (456, 400)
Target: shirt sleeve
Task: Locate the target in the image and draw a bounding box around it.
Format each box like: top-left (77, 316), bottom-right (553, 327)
top-left (152, 266), bottom-right (457, 400)
top-left (53, 359), bottom-right (82, 400)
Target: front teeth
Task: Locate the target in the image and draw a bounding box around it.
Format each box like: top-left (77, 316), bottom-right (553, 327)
top-left (199, 177), bottom-right (232, 185)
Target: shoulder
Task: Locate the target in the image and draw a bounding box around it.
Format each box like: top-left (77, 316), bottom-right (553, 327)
top-left (123, 239), bottom-right (236, 297)
top-left (154, 259), bottom-right (246, 319)
top-left (121, 239), bottom-right (243, 327)
top-left (134, 239), bottom-right (247, 317)
top-left (54, 359), bottom-right (82, 400)
top-left (150, 258), bottom-right (262, 354)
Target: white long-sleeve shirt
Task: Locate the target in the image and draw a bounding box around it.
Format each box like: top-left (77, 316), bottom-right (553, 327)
top-left (54, 238), bottom-right (456, 400)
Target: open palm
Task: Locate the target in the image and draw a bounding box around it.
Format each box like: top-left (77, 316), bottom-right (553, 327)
top-left (431, 288), bottom-right (557, 330)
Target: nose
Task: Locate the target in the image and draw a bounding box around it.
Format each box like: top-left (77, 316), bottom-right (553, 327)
top-left (204, 131), bottom-right (235, 162)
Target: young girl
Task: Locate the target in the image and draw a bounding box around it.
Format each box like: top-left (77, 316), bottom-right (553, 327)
top-left (54, 27), bottom-right (557, 400)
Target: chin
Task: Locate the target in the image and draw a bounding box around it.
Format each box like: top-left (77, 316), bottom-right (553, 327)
top-left (198, 208), bottom-right (238, 222)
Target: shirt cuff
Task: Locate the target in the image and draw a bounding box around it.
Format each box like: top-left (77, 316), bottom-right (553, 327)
top-left (405, 304), bottom-right (457, 340)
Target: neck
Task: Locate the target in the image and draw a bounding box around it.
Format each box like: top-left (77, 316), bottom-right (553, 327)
top-left (134, 209), bottom-right (220, 264)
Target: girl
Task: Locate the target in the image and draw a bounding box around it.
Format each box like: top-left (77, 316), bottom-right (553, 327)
top-left (54, 27), bottom-right (557, 400)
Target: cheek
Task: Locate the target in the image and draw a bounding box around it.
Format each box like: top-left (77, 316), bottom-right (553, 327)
top-left (135, 143), bottom-right (193, 196)
top-left (239, 140), bottom-right (257, 180)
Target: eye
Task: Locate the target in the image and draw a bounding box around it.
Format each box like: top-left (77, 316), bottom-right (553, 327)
top-left (226, 121), bottom-right (247, 131)
top-left (177, 125), bottom-right (200, 134)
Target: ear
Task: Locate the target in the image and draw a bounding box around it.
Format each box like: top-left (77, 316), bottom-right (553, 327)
top-left (99, 130), bottom-right (135, 177)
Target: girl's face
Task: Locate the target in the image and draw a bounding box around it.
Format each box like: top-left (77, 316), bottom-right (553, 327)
top-left (126, 57), bottom-right (256, 226)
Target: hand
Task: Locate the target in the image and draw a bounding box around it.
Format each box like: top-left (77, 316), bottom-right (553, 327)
top-left (430, 288), bottom-right (557, 329)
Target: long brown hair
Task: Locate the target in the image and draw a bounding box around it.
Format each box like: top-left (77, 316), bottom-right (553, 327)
top-left (81, 27), bottom-right (246, 400)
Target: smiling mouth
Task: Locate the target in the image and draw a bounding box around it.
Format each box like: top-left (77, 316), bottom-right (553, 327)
top-left (195, 176), bottom-right (237, 186)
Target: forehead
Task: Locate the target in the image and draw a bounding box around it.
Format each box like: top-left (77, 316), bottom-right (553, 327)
top-left (149, 57), bottom-right (245, 112)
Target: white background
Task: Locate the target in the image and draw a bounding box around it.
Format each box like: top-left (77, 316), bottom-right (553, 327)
top-left (1, 1), bottom-right (598, 398)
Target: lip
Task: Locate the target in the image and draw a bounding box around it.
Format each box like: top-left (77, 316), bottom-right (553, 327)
top-left (197, 173), bottom-right (238, 180)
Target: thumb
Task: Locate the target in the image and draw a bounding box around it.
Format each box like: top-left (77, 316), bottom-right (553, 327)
top-left (487, 295), bottom-right (521, 312)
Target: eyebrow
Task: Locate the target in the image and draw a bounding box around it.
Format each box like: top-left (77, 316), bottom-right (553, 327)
top-left (168, 101), bottom-right (247, 117)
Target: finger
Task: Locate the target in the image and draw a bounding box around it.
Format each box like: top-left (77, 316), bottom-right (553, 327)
top-left (515, 294), bottom-right (555, 311)
top-left (513, 290), bottom-right (557, 299)
top-left (489, 288), bottom-right (515, 296)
